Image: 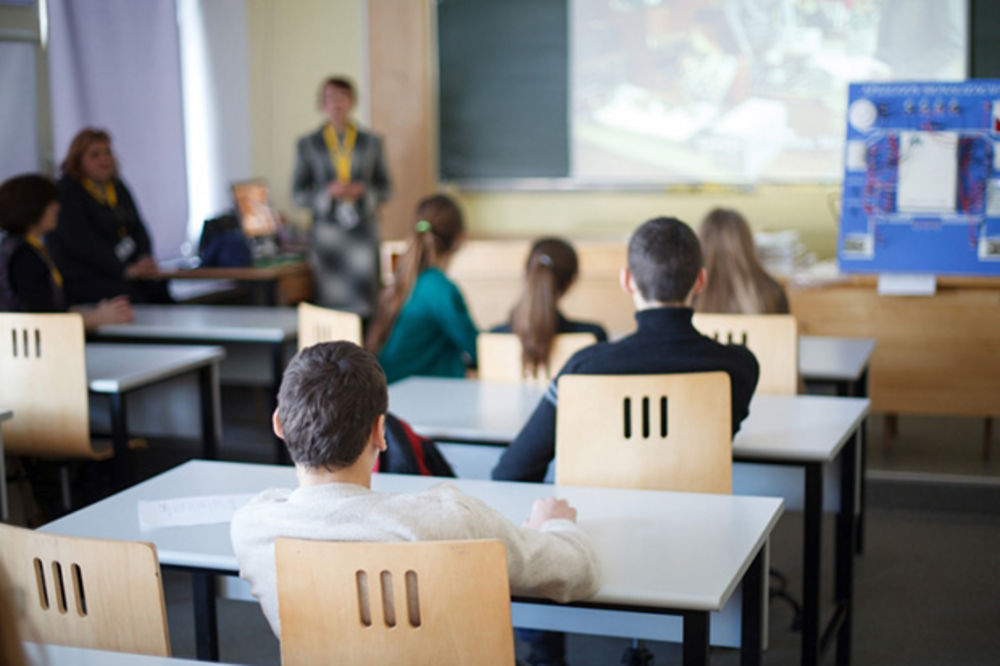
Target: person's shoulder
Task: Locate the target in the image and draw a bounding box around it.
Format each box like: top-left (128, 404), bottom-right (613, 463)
top-left (57, 175), bottom-right (83, 197)
top-left (297, 126), bottom-right (325, 148)
top-left (417, 267), bottom-right (457, 291)
top-left (559, 338), bottom-right (614, 374)
top-left (232, 488), bottom-right (294, 523)
top-left (560, 317), bottom-right (608, 342)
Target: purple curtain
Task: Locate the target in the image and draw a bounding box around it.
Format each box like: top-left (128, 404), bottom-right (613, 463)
top-left (47, 0), bottom-right (188, 260)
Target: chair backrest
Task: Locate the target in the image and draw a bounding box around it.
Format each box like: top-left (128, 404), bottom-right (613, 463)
top-left (555, 372), bottom-right (732, 493)
top-left (692, 313), bottom-right (798, 395)
top-left (0, 523), bottom-right (170, 656)
top-left (297, 302), bottom-right (362, 350)
top-left (477, 332), bottom-right (597, 383)
top-left (0, 313), bottom-right (96, 459)
top-left (276, 538), bottom-right (514, 666)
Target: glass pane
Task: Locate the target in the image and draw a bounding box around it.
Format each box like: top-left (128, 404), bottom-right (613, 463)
top-left (0, 40), bottom-right (39, 179)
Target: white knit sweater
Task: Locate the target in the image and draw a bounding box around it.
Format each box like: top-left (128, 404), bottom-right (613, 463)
top-left (230, 481), bottom-right (601, 636)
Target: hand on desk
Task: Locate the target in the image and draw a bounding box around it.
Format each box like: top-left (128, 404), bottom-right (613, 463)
top-left (524, 497), bottom-right (578, 529)
top-left (75, 295), bottom-right (134, 329)
top-left (125, 255), bottom-right (159, 279)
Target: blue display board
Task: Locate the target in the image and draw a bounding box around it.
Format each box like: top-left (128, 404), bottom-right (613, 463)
top-left (838, 81), bottom-right (1000, 276)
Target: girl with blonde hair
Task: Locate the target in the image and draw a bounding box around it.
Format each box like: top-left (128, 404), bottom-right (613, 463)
top-left (694, 208), bottom-right (789, 314)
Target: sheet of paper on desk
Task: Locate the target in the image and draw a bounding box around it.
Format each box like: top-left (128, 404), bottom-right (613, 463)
top-left (138, 494), bottom-right (256, 529)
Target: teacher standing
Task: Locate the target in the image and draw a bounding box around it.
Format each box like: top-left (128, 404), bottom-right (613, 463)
top-left (292, 76), bottom-right (391, 318)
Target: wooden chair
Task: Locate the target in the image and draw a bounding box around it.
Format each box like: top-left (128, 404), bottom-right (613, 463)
top-left (297, 302), bottom-right (362, 350)
top-left (0, 523), bottom-right (170, 656)
top-left (477, 332), bottom-right (597, 383)
top-left (0, 313), bottom-right (112, 508)
top-left (692, 313), bottom-right (799, 395)
top-left (555, 372), bottom-right (733, 493)
top-left (276, 538), bottom-right (514, 666)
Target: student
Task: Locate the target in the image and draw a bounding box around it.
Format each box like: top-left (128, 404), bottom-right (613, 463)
top-left (0, 173), bottom-right (133, 327)
top-left (694, 207), bottom-right (790, 314)
top-left (493, 216), bottom-right (760, 483)
top-left (365, 194), bottom-right (478, 383)
top-left (230, 341), bottom-right (599, 639)
top-left (491, 237), bottom-right (608, 377)
top-left (47, 128), bottom-right (171, 306)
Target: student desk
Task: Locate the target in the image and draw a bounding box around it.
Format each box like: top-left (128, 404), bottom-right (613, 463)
top-left (42, 459), bottom-right (783, 665)
top-left (0, 408), bottom-right (11, 520)
top-left (93, 305), bottom-right (298, 460)
top-left (798, 335), bottom-right (875, 398)
top-left (22, 643), bottom-right (246, 666)
top-left (87, 343), bottom-right (224, 483)
top-left (388, 377), bottom-right (868, 666)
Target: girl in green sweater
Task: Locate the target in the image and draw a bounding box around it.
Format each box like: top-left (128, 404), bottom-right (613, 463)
top-left (366, 194), bottom-right (477, 383)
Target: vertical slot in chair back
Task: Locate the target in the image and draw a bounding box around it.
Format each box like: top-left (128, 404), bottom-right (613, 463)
top-left (276, 538), bottom-right (514, 666)
top-left (0, 523), bottom-right (170, 656)
top-left (477, 332), bottom-right (597, 384)
top-left (555, 372), bottom-right (732, 493)
top-left (297, 303), bottom-right (362, 350)
top-left (0, 313), bottom-right (96, 459)
top-left (692, 313), bottom-right (798, 395)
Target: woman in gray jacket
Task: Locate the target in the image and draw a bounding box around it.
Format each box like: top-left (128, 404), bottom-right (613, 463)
top-left (292, 76), bottom-right (391, 318)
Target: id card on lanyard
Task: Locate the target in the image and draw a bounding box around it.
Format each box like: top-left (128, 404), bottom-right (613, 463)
top-left (323, 123), bottom-right (361, 228)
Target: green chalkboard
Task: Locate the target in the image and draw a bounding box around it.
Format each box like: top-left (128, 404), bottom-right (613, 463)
top-left (437, 0), bottom-right (568, 180)
top-left (970, 0), bottom-right (1000, 78)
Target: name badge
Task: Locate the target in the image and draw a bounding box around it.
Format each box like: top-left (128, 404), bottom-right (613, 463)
top-left (335, 201), bottom-right (360, 229)
top-left (115, 236), bottom-right (136, 263)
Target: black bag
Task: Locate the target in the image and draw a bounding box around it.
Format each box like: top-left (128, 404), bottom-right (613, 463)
top-left (379, 413), bottom-right (455, 477)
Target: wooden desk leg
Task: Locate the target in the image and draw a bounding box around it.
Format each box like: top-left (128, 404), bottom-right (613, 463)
top-left (199, 365), bottom-right (220, 460)
top-left (740, 546), bottom-right (765, 666)
top-left (835, 433), bottom-right (858, 666)
top-left (192, 571), bottom-right (219, 661)
top-left (682, 610), bottom-right (709, 666)
top-left (108, 392), bottom-right (131, 490)
top-left (801, 462), bottom-right (823, 666)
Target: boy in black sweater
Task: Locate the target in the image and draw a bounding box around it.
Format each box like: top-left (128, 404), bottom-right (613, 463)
top-left (493, 216), bottom-right (760, 483)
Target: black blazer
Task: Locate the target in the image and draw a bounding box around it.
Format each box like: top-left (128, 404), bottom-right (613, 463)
top-left (48, 176), bottom-right (154, 305)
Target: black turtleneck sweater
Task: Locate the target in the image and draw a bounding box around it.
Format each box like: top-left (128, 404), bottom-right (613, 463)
top-left (491, 306), bottom-right (760, 482)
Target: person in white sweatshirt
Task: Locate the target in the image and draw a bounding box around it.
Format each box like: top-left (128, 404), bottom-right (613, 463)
top-left (230, 340), bottom-right (600, 640)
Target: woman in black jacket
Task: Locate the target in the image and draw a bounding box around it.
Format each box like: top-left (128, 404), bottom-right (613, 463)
top-left (47, 127), bottom-right (171, 305)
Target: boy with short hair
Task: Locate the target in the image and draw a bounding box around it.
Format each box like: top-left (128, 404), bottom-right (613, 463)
top-left (231, 341), bottom-right (599, 638)
top-left (492, 216), bottom-right (760, 483)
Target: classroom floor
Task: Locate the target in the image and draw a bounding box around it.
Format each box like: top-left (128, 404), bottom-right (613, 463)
top-left (9, 386), bottom-right (1000, 665)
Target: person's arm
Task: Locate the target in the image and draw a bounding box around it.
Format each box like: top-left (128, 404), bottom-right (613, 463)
top-left (429, 275), bottom-right (479, 363)
top-left (492, 389), bottom-right (558, 481)
top-left (437, 486), bottom-right (600, 603)
top-left (52, 180), bottom-right (129, 279)
top-left (8, 247), bottom-right (61, 312)
top-left (116, 181), bottom-right (154, 259)
top-left (72, 295), bottom-right (134, 329)
top-left (291, 136), bottom-right (318, 210)
top-left (730, 348), bottom-right (760, 434)
top-left (368, 135), bottom-right (391, 206)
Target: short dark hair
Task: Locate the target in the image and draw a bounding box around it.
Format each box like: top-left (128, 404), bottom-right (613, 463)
top-left (627, 217), bottom-right (703, 303)
top-left (0, 174), bottom-right (59, 236)
top-left (277, 341), bottom-right (388, 469)
top-left (318, 76), bottom-right (356, 104)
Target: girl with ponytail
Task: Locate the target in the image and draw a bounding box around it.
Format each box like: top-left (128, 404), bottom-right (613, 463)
top-left (366, 194), bottom-right (478, 383)
top-left (492, 238), bottom-right (607, 376)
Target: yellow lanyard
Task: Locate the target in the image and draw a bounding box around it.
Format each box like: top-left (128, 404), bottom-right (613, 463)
top-left (25, 235), bottom-right (64, 288)
top-left (83, 178), bottom-right (118, 209)
top-left (322, 123), bottom-right (358, 184)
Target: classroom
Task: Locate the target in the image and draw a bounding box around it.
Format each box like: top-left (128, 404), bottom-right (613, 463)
top-left (1, 1), bottom-right (998, 665)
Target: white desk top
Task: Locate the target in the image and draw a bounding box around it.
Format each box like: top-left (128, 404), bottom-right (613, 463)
top-left (389, 377), bottom-right (869, 463)
top-left (95, 304), bottom-right (298, 343)
top-left (23, 642), bottom-right (246, 665)
top-left (798, 335), bottom-right (876, 382)
top-left (43, 460), bottom-right (783, 612)
top-left (86, 343), bottom-right (225, 393)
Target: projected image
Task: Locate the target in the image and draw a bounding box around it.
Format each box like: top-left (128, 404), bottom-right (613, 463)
top-left (571, 0), bottom-right (966, 184)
